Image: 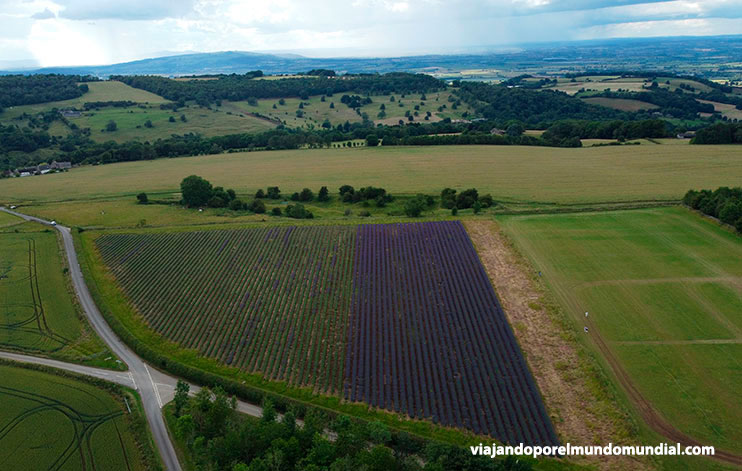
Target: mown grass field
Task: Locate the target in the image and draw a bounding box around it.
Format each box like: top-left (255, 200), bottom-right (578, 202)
top-left (500, 207), bottom-right (742, 455)
top-left (0, 227), bottom-right (118, 368)
top-left (3, 144), bottom-right (742, 206)
top-left (548, 75), bottom-right (714, 96)
top-left (0, 362), bottom-right (148, 471)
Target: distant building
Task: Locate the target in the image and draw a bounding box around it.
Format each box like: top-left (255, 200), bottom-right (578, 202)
top-left (676, 131), bottom-right (696, 139)
top-left (38, 164), bottom-right (51, 174)
top-left (490, 128), bottom-right (506, 136)
top-left (60, 109), bottom-right (81, 118)
top-left (51, 161), bottom-right (72, 170)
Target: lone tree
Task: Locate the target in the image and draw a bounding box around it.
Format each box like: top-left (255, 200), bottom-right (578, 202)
top-left (180, 175), bottom-right (213, 207)
top-left (105, 120), bottom-right (117, 132)
top-left (136, 192), bottom-right (148, 204)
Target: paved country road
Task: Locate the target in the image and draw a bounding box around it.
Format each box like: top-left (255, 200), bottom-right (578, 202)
top-left (0, 207), bottom-right (187, 470)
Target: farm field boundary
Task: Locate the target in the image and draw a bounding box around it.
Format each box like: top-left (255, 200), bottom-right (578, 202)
top-left (0, 228), bottom-right (119, 369)
top-left (3, 144), bottom-right (742, 204)
top-left (76, 222), bottom-right (558, 449)
top-left (0, 358), bottom-right (160, 471)
top-left (499, 207), bottom-right (742, 465)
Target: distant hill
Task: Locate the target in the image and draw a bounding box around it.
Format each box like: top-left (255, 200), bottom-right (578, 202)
top-left (2, 35), bottom-right (742, 78)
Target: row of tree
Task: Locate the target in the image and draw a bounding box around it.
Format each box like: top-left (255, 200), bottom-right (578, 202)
top-left (171, 382), bottom-right (528, 471)
top-left (683, 187), bottom-right (742, 233)
top-left (690, 122), bottom-right (742, 144)
top-left (179, 176), bottom-right (315, 218)
top-left (0, 74), bottom-right (96, 109)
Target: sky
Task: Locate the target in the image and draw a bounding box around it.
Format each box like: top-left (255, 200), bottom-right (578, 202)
top-left (1, 0), bottom-right (741, 67)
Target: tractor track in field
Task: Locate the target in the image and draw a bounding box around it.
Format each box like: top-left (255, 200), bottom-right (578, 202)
top-left (587, 316), bottom-right (742, 467)
top-left (0, 384), bottom-right (128, 471)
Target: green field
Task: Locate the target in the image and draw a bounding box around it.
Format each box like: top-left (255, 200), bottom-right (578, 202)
top-left (500, 207), bottom-right (742, 455)
top-left (3, 144), bottom-right (742, 206)
top-left (0, 81), bottom-right (168, 120)
top-left (0, 227), bottom-right (117, 367)
top-left (0, 362), bottom-right (149, 471)
top-left (78, 105), bottom-right (275, 143)
top-left (222, 90), bottom-right (471, 129)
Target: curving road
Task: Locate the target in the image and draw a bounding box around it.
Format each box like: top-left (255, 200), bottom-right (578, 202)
top-left (1, 207), bottom-right (184, 471)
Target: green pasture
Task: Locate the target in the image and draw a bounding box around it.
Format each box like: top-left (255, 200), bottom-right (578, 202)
top-left (500, 207), bottom-right (742, 455)
top-left (3, 144), bottom-right (742, 206)
top-left (222, 90), bottom-right (471, 128)
top-left (0, 228), bottom-right (117, 367)
top-left (0, 362), bottom-right (147, 471)
top-left (0, 81), bottom-right (168, 120)
top-left (79, 104), bottom-right (275, 143)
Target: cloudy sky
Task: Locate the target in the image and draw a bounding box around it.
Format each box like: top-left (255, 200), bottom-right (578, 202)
top-left (1, 0), bottom-right (741, 67)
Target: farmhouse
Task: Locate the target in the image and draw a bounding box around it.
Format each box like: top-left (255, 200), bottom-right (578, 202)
top-left (676, 131), bottom-right (696, 139)
top-left (51, 161), bottom-right (72, 170)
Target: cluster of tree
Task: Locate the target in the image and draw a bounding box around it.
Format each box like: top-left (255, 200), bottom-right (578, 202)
top-left (82, 100), bottom-right (137, 110)
top-left (114, 72), bottom-right (443, 106)
top-left (180, 175), bottom-right (238, 208)
top-left (501, 75), bottom-right (557, 89)
top-left (339, 185), bottom-right (393, 207)
top-left (289, 186), bottom-right (329, 203)
top-left (0, 122), bottom-right (52, 153)
top-left (340, 94), bottom-right (373, 109)
top-left (403, 194), bottom-right (436, 217)
top-left (541, 119), bottom-right (669, 144)
top-left (0, 74), bottom-right (96, 109)
top-left (691, 122), bottom-right (742, 144)
top-left (255, 186), bottom-right (282, 199)
top-left (171, 383), bottom-right (526, 471)
top-left (441, 188), bottom-right (494, 213)
top-left (452, 82), bottom-right (624, 126)
top-left (306, 69), bottom-right (337, 77)
top-left (683, 187), bottom-right (742, 233)
top-left (591, 89), bottom-right (714, 120)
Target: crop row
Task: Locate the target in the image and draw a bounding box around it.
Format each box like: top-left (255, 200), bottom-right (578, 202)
top-left (344, 221), bottom-right (559, 446)
top-left (96, 226), bottom-right (355, 394)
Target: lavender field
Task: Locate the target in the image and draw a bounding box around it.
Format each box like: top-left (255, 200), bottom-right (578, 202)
top-left (97, 221), bottom-right (556, 444)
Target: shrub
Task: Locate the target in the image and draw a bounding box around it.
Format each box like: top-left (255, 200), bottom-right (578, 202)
top-left (271, 207), bottom-right (282, 216)
top-left (136, 192), bottom-right (148, 204)
top-left (207, 196), bottom-right (227, 208)
top-left (228, 199), bottom-right (244, 211)
top-left (317, 186), bottom-right (329, 202)
top-left (299, 188), bottom-right (314, 202)
top-left (255, 189), bottom-right (265, 199)
top-left (249, 200), bottom-right (266, 214)
top-left (285, 203), bottom-right (313, 219)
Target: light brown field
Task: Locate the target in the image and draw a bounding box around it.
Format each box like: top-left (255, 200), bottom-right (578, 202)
top-left (2, 144), bottom-right (742, 204)
top-left (582, 97), bottom-right (660, 112)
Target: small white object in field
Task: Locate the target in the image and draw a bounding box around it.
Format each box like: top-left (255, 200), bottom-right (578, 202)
top-left (584, 326), bottom-right (589, 333)
top-left (585, 311), bottom-right (589, 317)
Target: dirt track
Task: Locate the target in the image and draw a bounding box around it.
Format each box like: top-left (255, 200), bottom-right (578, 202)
top-left (587, 316), bottom-right (742, 467)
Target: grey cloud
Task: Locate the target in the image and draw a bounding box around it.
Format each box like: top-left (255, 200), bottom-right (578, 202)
top-left (31, 8), bottom-right (55, 19)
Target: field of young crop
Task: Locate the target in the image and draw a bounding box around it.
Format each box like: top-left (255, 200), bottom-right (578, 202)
top-left (500, 207), bottom-right (742, 454)
top-left (344, 221), bottom-right (558, 444)
top-left (0, 362), bottom-right (145, 470)
top-left (95, 221), bottom-right (556, 443)
top-left (0, 229), bottom-right (115, 366)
